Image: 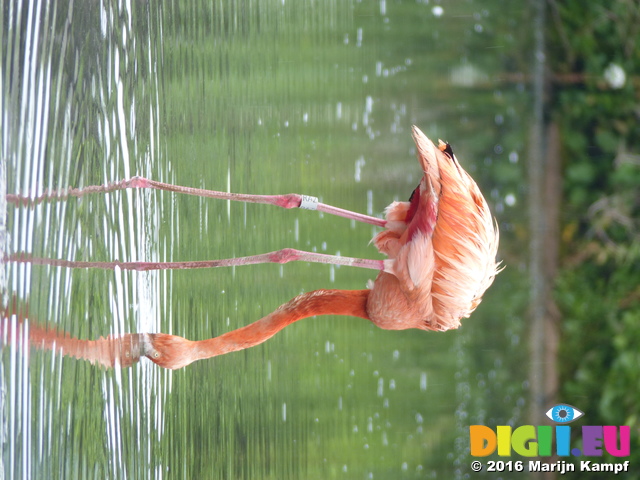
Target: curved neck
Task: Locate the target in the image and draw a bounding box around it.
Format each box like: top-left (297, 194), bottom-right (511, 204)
top-left (193, 289), bottom-right (370, 361)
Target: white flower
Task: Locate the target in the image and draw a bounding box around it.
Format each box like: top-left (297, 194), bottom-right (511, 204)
top-left (604, 63), bottom-right (626, 89)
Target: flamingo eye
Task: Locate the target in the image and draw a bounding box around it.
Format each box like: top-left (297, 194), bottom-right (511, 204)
top-left (154, 352), bottom-right (160, 358)
top-left (545, 404), bottom-right (584, 423)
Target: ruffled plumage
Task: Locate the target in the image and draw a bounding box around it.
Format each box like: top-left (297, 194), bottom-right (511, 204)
top-left (367, 126), bottom-right (501, 331)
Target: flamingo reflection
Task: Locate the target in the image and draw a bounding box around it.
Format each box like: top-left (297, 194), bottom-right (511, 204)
top-left (2, 304), bottom-right (143, 368)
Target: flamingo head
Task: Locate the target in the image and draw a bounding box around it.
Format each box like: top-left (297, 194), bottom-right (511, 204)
top-left (142, 333), bottom-right (198, 370)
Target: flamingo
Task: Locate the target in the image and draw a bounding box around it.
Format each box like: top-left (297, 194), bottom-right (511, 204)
top-left (4, 126), bottom-right (501, 369)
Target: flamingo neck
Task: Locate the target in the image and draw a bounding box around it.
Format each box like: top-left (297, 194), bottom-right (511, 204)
top-left (193, 289), bottom-right (370, 361)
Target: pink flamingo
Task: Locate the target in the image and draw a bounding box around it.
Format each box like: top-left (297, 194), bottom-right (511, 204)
top-left (4, 126), bottom-right (500, 369)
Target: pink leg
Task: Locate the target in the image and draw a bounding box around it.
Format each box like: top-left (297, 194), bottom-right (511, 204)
top-left (7, 176), bottom-right (387, 228)
top-left (7, 249), bottom-right (385, 272)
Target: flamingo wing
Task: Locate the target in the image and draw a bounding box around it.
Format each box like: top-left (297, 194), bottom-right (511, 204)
top-left (369, 126), bottom-right (500, 332)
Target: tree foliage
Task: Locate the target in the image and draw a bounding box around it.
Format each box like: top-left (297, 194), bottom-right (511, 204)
top-left (549, 0), bottom-right (640, 472)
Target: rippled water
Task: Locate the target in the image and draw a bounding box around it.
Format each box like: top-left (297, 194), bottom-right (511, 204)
top-left (2, 1), bottom-right (530, 478)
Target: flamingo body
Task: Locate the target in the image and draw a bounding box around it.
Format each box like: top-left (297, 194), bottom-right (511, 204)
top-left (368, 126), bottom-right (500, 332)
top-left (6, 126), bottom-right (501, 370)
top-left (144, 126), bottom-right (500, 368)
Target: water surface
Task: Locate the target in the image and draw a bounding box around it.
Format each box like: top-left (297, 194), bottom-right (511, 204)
top-left (2, 1), bottom-right (530, 478)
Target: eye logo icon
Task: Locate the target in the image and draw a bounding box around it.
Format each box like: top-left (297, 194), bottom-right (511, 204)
top-left (545, 404), bottom-right (584, 423)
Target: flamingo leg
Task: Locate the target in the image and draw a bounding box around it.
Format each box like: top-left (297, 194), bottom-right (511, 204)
top-left (7, 249), bottom-right (385, 272)
top-left (6, 176), bottom-right (387, 228)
